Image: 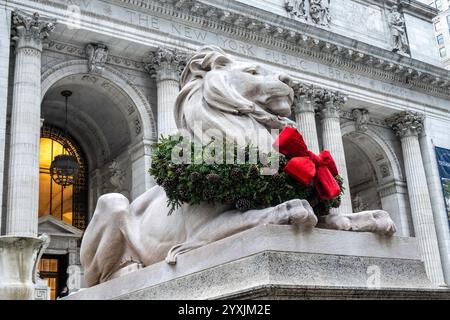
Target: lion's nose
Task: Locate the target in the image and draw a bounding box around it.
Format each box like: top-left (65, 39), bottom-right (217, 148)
top-left (279, 73), bottom-right (294, 87)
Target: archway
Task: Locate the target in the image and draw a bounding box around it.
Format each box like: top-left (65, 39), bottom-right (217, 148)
top-left (41, 61), bottom-right (157, 214)
top-left (341, 123), bottom-right (413, 236)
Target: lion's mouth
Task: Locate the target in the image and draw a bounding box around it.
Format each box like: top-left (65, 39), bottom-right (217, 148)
top-left (259, 87), bottom-right (294, 117)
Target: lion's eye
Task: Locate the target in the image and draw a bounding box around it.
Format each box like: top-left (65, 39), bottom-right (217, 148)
top-left (244, 68), bottom-right (258, 75)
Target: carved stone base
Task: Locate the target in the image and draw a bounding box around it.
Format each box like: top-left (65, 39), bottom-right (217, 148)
top-left (0, 235), bottom-right (49, 300)
top-left (65, 226), bottom-right (449, 300)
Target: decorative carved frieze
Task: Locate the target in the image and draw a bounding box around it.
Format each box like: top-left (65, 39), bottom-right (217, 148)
top-left (11, 10), bottom-right (56, 51)
top-left (285, 0), bottom-right (308, 21)
top-left (143, 47), bottom-right (188, 82)
top-left (36, 0), bottom-right (450, 101)
top-left (388, 5), bottom-right (410, 55)
top-left (285, 0), bottom-right (330, 27)
top-left (386, 111), bottom-right (425, 138)
top-left (352, 108), bottom-right (369, 132)
top-left (309, 0), bottom-right (331, 26)
top-left (85, 43), bottom-right (109, 74)
top-left (46, 41), bottom-right (145, 71)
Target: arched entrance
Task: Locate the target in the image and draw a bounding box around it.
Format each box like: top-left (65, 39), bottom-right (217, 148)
top-left (41, 61), bottom-right (157, 213)
top-left (342, 123), bottom-right (413, 236)
top-left (36, 61), bottom-right (157, 295)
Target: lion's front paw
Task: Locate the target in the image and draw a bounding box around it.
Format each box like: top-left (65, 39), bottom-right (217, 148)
top-left (321, 210), bottom-right (396, 235)
top-left (274, 199), bottom-right (317, 228)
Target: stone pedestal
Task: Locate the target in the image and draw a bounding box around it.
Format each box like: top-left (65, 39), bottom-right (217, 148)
top-left (65, 226), bottom-right (449, 300)
top-left (0, 234), bottom-right (49, 300)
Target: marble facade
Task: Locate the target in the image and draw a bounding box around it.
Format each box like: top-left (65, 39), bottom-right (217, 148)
top-left (0, 0), bottom-right (449, 298)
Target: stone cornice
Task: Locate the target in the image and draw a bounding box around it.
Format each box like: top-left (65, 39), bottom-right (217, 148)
top-left (109, 0), bottom-right (450, 100)
top-left (14, 0), bottom-right (450, 100)
top-left (397, 0), bottom-right (439, 20)
top-left (340, 110), bottom-right (388, 128)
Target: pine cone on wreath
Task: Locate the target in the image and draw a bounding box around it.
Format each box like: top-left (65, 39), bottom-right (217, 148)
top-left (175, 164), bottom-right (185, 176)
top-left (231, 167), bottom-right (243, 180)
top-left (190, 171), bottom-right (201, 182)
top-left (206, 173), bottom-right (220, 183)
top-left (162, 178), bottom-right (176, 191)
top-left (235, 198), bottom-right (252, 211)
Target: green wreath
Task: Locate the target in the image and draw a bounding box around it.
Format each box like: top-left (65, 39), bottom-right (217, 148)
top-left (150, 136), bottom-right (344, 215)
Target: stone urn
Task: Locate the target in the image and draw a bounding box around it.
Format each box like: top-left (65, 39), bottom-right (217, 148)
top-left (0, 234), bottom-right (49, 300)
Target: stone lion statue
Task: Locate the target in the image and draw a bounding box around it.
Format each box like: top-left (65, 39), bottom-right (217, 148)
top-left (80, 46), bottom-right (395, 287)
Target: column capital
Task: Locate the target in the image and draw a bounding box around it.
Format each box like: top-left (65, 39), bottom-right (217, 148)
top-left (386, 111), bottom-right (424, 138)
top-left (317, 89), bottom-right (347, 119)
top-left (292, 82), bottom-right (315, 113)
top-left (11, 10), bottom-right (56, 52)
top-left (143, 47), bottom-right (188, 82)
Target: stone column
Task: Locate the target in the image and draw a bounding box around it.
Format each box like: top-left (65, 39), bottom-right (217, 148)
top-left (317, 89), bottom-right (352, 214)
top-left (0, 8), bottom-right (11, 234)
top-left (419, 123), bottom-right (450, 285)
top-left (129, 139), bottom-right (156, 200)
top-left (6, 11), bottom-right (55, 236)
top-left (387, 111), bottom-right (445, 285)
top-left (293, 84), bottom-right (319, 154)
top-left (144, 47), bottom-right (187, 138)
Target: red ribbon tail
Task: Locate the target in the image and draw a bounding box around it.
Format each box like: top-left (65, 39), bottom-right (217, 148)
top-left (319, 150), bottom-right (339, 177)
top-left (314, 166), bottom-right (341, 200)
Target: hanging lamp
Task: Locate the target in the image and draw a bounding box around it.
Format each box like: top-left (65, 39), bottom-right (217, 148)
top-left (50, 90), bottom-right (80, 187)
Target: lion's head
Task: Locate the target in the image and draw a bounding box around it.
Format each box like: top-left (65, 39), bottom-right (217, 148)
top-left (174, 46), bottom-right (294, 148)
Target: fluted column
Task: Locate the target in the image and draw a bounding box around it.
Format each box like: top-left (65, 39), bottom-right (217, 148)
top-left (318, 90), bottom-right (352, 214)
top-left (0, 8), bottom-right (12, 235)
top-left (293, 84), bottom-right (319, 154)
top-left (387, 111), bottom-right (445, 285)
top-left (6, 11), bottom-right (55, 236)
top-left (144, 47), bottom-right (187, 138)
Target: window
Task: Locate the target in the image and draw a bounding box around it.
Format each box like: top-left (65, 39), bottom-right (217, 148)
top-left (440, 47), bottom-right (447, 57)
top-left (437, 34), bottom-right (445, 45)
top-left (38, 258), bottom-right (59, 300)
top-left (39, 125), bottom-right (88, 230)
top-left (435, 21), bottom-right (442, 31)
top-left (38, 255), bottom-right (69, 300)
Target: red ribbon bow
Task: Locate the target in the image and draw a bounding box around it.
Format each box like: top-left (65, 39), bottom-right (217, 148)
top-left (273, 127), bottom-right (341, 200)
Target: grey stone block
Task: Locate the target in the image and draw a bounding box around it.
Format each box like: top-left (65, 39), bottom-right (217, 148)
top-left (66, 226), bottom-right (450, 300)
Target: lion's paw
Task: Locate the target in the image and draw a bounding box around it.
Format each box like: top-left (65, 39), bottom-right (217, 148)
top-left (274, 199), bottom-right (317, 228)
top-left (320, 210), bottom-right (396, 235)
